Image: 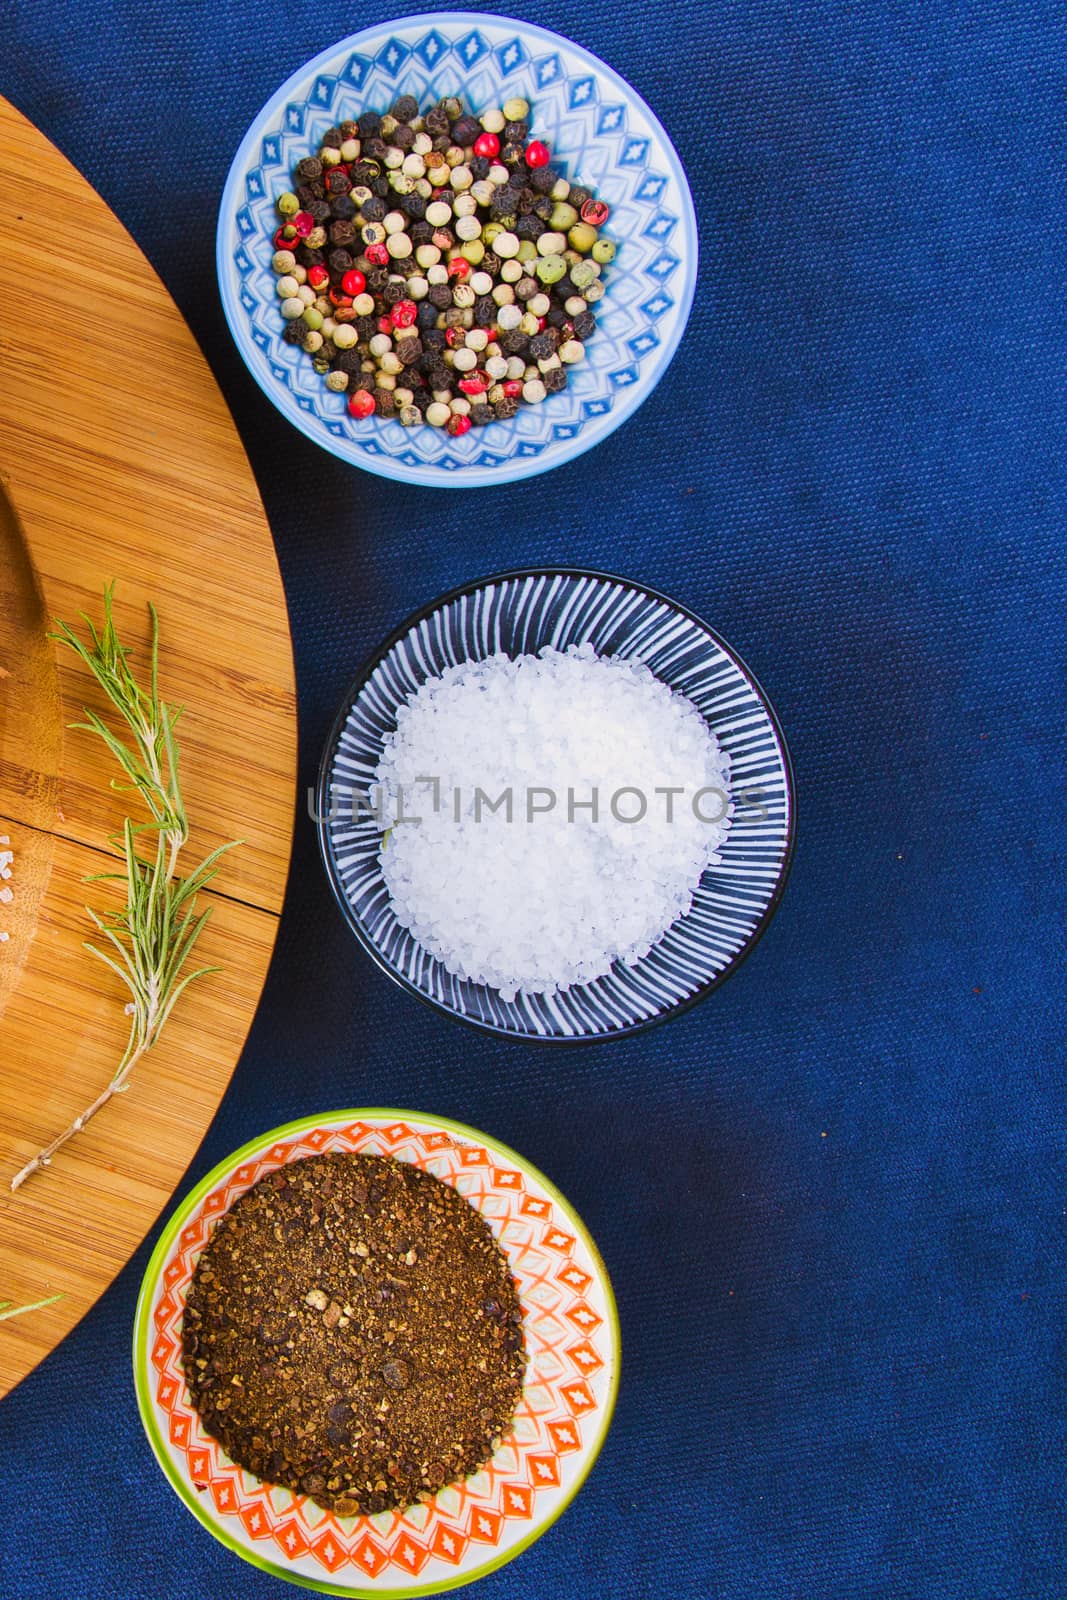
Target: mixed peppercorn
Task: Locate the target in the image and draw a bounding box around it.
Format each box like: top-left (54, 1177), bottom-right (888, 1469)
top-left (269, 95), bottom-right (615, 430)
top-left (182, 1152), bottom-right (526, 1517)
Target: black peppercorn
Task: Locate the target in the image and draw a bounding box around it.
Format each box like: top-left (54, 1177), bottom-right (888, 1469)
top-left (474, 294), bottom-right (496, 323)
top-left (352, 160), bottom-right (379, 186)
top-left (470, 402), bottom-right (493, 426)
top-left (305, 199), bottom-right (330, 225)
top-left (362, 196), bottom-right (387, 223)
top-left (340, 120), bottom-right (359, 140)
top-left (328, 247), bottom-right (353, 274)
top-left (481, 251), bottom-right (501, 277)
top-left (428, 283), bottom-right (452, 310)
top-left (573, 310), bottom-right (596, 339)
top-left (517, 187), bottom-right (537, 214)
top-left (500, 329), bottom-right (529, 355)
top-left (394, 124), bottom-right (416, 151)
top-left (494, 396), bottom-right (520, 420)
top-left (546, 306), bottom-right (569, 328)
top-left (410, 220), bottom-right (433, 245)
top-left (432, 133), bottom-right (452, 153)
top-left (282, 321), bottom-right (304, 344)
top-left (528, 331), bottom-right (557, 360)
top-left (530, 165), bottom-right (555, 193)
top-left (392, 94), bottom-right (419, 123)
top-left (329, 219), bottom-right (356, 248)
top-left (372, 175), bottom-right (390, 198)
top-left (429, 363), bottom-right (453, 391)
top-left (398, 338), bottom-right (423, 365)
top-left (452, 116), bottom-right (480, 145)
top-left (505, 120), bottom-right (529, 143)
top-left (416, 301), bottom-right (438, 330)
top-left (382, 280), bottom-right (406, 306)
top-left (297, 156), bottom-right (323, 181)
top-left (515, 215), bottom-right (542, 241)
top-left (569, 185), bottom-right (591, 208)
top-left (297, 246), bottom-right (326, 269)
top-left (470, 156), bottom-right (492, 181)
top-left (325, 169), bottom-right (351, 195)
top-left (335, 349), bottom-right (363, 373)
top-left (374, 389), bottom-right (396, 416)
top-left (356, 316), bottom-right (377, 341)
top-left (533, 195), bottom-right (553, 221)
top-left (296, 182), bottom-right (325, 205)
top-left (501, 141), bottom-right (526, 166)
top-left (424, 107), bottom-right (449, 137)
top-left (363, 136), bottom-right (388, 161)
top-left (423, 327), bottom-right (447, 352)
top-left (543, 366), bottom-right (568, 393)
top-left (402, 192), bottom-right (427, 220)
top-left (367, 267), bottom-right (390, 292)
top-left (321, 127), bottom-right (343, 149)
top-left (358, 111), bottom-right (382, 137)
top-left (330, 194), bottom-right (357, 221)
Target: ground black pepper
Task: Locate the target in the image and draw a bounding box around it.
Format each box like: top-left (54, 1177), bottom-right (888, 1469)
top-left (182, 1152), bottom-right (526, 1517)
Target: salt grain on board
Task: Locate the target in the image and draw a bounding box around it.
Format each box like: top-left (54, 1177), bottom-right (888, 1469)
top-left (0, 835), bottom-right (10, 941)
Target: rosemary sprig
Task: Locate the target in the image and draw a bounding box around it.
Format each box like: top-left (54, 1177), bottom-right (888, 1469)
top-left (0, 1294), bottom-right (62, 1323)
top-left (10, 587), bottom-right (239, 1193)
top-left (51, 582), bottom-right (188, 875)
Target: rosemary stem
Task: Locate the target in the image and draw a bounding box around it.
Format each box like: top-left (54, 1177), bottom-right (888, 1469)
top-left (10, 1042), bottom-right (150, 1191)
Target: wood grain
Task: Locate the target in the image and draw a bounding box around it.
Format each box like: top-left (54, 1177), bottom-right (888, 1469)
top-left (0, 96), bottom-right (297, 1397)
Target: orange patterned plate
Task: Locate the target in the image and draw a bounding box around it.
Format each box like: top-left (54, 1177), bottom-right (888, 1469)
top-left (133, 1110), bottom-right (620, 1596)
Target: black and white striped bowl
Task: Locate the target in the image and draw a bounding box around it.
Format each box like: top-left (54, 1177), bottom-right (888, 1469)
top-left (317, 569), bottom-right (795, 1042)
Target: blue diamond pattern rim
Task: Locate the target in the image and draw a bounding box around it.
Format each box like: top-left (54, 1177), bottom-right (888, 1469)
top-left (317, 569), bottom-right (796, 1043)
top-left (218, 13), bottom-right (698, 488)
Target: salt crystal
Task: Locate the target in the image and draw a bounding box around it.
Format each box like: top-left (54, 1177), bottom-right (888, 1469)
top-left (373, 648), bottom-right (732, 996)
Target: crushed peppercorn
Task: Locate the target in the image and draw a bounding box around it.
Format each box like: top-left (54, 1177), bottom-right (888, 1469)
top-left (182, 1152), bottom-right (526, 1516)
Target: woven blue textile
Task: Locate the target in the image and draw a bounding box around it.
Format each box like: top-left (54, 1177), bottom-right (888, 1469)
top-left (1, 3), bottom-right (1064, 1597)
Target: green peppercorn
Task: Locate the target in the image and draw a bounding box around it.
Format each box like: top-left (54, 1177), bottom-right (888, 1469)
top-left (325, 370), bottom-right (349, 392)
top-left (568, 222), bottom-right (598, 254)
top-left (535, 253), bottom-right (567, 285)
top-left (302, 307), bottom-right (324, 331)
top-left (592, 237), bottom-right (616, 264)
top-left (550, 202), bottom-right (578, 231)
top-left (276, 191), bottom-right (300, 217)
top-left (570, 260), bottom-right (598, 291)
top-left (460, 239), bottom-right (485, 264)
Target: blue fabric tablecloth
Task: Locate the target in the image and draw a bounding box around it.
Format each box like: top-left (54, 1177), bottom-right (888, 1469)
top-left (1, 3), bottom-right (1064, 1597)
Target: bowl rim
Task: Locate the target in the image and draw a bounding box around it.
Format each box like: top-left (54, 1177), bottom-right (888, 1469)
top-left (132, 1106), bottom-right (621, 1598)
top-left (316, 566), bottom-right (797, 1043)
top-left (215, 10), bottom-right (698, 488)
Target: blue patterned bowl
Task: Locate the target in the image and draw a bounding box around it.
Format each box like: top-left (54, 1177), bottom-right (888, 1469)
top-left (317, 570), bottom-right (795, 1042)
top-left (218, 13), bottom-right (697, 487)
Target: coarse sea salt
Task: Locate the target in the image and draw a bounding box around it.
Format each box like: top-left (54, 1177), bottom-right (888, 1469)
top-left (0, 835), bottom-right (10, 943)
top-left (372, 647), bottom-right (731, 999)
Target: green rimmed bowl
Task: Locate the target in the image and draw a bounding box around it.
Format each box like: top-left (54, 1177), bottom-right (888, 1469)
top-left (133, 1110), bottom-right (620, 1596)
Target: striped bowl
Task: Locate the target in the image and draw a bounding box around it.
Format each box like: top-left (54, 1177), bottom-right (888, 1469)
top-left (317, 570), bottom-right (795, 1041)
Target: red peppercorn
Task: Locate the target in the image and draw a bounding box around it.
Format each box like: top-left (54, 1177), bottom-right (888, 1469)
top-left (378, 315), bottom-right (394, 334)
top-left (273, 226), bottom-right (297, 248)
top-left (365, 242), bottom-right (389, 265)
top-left (503, 380), bottom-right (523, 398)
top-left (292, 210), bottom-right (314, 238)
top-left (525, 140), bottom-right (550, 169)
top-left (329, 288), bottom-right (353, 308)
top-left (447, 413), bottom-right (472, 436)
top-left (459, 375), bottom-right (487, 395)
top-left (445, 326), bottom-right (465, 348)
top-left (307, 264), bottom-right (330, 289)
top-left (473, 132), bottom-right (500, 159)
top-left (447, 257), bottom-right (471, 280)
top-left (348, 390), bottom-right (376, 419)
top-left (341, 268), bottom-right (366, 296)
top-left (389, 299), bottom-right (417, 329)
top-left (581, 199), bottom-right (610, 226)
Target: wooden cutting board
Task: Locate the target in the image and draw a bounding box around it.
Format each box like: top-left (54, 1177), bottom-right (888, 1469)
top-left (0, 96), bottom-right (297, 1398)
